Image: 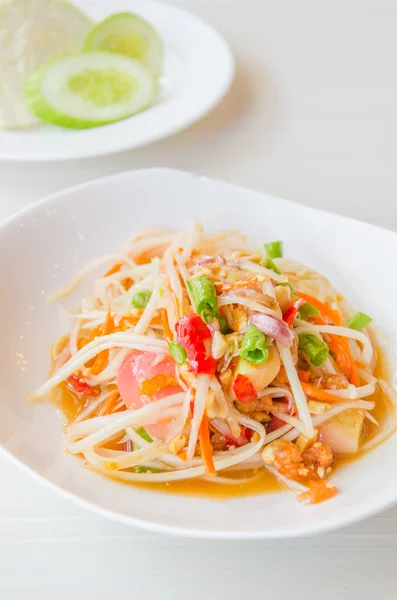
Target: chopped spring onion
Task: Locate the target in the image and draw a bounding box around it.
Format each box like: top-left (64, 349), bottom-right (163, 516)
top-left (137, 426), bottom-right (153, 443)
top-left (265, 241), bottom-right (283, 259)
top-left (170, 341), bottom-right (187, 365)
top-left (132, 426), bottom-right (153, 450)
top-left (241, 324), bottom-right (269, 364)
top-left (132, 427), bottom-right (157, 469)
top-left (298, 333), bottom-right (329, 367)
top-left (132, 290), bottom-right (151, 309)
top-left (265, 258), bottom-right (281, 275)
top-left (133, 428), bottom-right (159, 470)
top-left (347, 311), bottom-right (372, 331)
top-left (265, 259), bottom-right (293, 291)
top-left (299, 301), bottom-right (320, 320)
top-left (216, 312), bottom-right (231, 334)
top-left (187, 276), bottom-right (217, 323)
top-left (134, 465), bottom-right (160, 473)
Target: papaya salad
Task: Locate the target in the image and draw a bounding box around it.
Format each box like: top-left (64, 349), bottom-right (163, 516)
top-left (31, 224), bottom-right (396, 504)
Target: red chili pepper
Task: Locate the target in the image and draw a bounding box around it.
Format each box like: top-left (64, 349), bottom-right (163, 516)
top-left (233, 374), bottom-right (257, 402)
top-left (67, 374), bottom-right (99, 396)
top-left (225, 425), bottom-right (252, 448)
top-left (267, 414), bottom-right (286, 433)
top-left (175, 313), bottom-right (216, 375)
top-left (282, 298), bottom-right (305, 329)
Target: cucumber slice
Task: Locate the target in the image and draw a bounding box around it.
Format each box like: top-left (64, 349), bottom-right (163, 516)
top-left (0, 0), bottom-right (92, 129)
top-left (84, 12), bottom-right (163, 78)
top-left (24, 51), bottom-right (155, 129)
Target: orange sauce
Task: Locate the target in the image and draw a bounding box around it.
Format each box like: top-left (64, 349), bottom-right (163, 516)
top-left (332, 346), bottom-right (391, 471)
top-left (49, 337), bottom-right (393, 499)
top-left (49, 336), bottom-right (98, 424)
top-left (129, 469), bottom-right (283, 498)
top-left (50, 380), bottom-right (83, 424)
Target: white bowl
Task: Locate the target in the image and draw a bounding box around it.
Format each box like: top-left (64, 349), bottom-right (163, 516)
top-left (1, 168), bottom-right (396, 538)
top-left (0, 0), bottom-right (234, 161)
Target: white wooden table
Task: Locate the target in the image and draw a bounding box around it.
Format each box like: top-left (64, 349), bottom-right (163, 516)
top-left (1, 1), bottom-right (397, 597)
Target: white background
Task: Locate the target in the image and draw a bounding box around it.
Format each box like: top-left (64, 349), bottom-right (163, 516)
top-left (1, 1), bottom-right (397, 598)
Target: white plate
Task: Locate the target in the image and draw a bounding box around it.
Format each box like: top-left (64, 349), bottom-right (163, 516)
top-left (0, 168), bottom-right (396, 538)
top-left (0, 1), bottom-right (234, 162)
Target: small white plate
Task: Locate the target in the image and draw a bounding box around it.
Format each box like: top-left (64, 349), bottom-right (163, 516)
top-left (0, 1), bottom-right (234, 162)
top-left (0, 168), bottom-right (397, 538)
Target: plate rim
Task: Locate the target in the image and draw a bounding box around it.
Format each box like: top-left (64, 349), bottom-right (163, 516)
top-left (0, 167), bottom-right (394, 239)
top-left (2, 441), bottom-right (397, 539)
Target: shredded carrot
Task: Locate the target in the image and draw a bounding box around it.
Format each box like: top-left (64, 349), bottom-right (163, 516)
top-left (348, 360), bottom-right (360, 387)
top-left (122, 277), bottom-right (134, 290)
top-left (118, 312), bottom-right (162, 330)
top-left (163, 276), bottom-right (182, 320)
top-left (327, 335), bottom-right (360, 387)
top-left (98, 390), bottom-right (119, 416)
top-left (306, 303), bottom-right (360, 388)
top-left (89, 351), bottom-right (109, 376)
top-left (104, 263), bottom-right (122, 277)
top-left (300, 382), bottom-right (344, 403)
top-left (355, 360), bottom-right (368, 370)
top-left (118, 315), bottom-right (138, 330)
top-left (326, 334), bottom-right (351, 373)
top-left (103, 310), bottom-right (114, 335)
top-left (160, 308), bottom-right (174, 342)
top-left (297, 369), bottom-right (310, 383)
top-left (134, 250), bottom-right (154, 265)
top-left (78, 325), bottom-right (102, 350)
top-left (199, 413), bottom-right (215, 476)
top-left (89, 311), bottom-right (114, 375)
top-left (298, 293), bottom-right (342, 325)
top-left (150, 315), bottom-right (163, 326)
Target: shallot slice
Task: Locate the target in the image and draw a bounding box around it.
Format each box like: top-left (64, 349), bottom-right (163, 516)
top-left (250, 312), bottom-right (294, 346)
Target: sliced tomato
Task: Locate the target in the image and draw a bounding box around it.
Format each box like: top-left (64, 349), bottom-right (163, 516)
top-left (117, 351), bottom-right (182, 441)
top-left (232, 374), bottom-right (256, 403)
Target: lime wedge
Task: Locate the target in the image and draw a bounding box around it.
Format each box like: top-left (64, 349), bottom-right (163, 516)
top-left (0, 0), bottom-right (92, 129)
top-left (84, 12), bottom-right (163, 78)
top-left (24, 51), bottom-right (155, 129)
